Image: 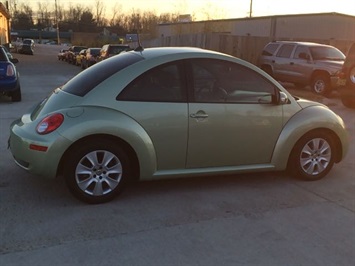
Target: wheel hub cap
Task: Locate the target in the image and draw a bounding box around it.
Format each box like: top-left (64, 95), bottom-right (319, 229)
top-left (75, 150), bottom-right (122, 196)
top-left (300, 138), bottom-right (331, 175)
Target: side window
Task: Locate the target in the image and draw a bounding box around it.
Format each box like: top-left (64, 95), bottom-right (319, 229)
top-left (118, 62), bottom-right (184, 102)
top-left (191, 59), bottom-right (276, 104)
top-left (294, 46), bottom-right (310, 59)
top-left (276, 44), bottom-right (295, 58)
top-left (262, 43), bottom-right (279, 56)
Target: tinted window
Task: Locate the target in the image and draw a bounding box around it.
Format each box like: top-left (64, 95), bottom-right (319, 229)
top-left (61, 52), bottom-right (143, 96)
top-left (191, 59), bottom-right (276, 104)
top-left (276, 44), bottom-right (295, 58)
top-left (294, 46), bottom-right (310, 59)
top-left (262, 43), bottom-right (279, 56)
top-left (118, 61), bottom-right (185, 102)
top-left (109, 46), bottom-right (130, 55)
top-left (310, 46), bottom-right (345, 60)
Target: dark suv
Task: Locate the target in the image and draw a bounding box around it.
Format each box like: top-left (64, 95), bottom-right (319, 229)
top-left (259, 41), bottom-right (345, 96)
top-left (337, 43), bottom-right (355, 108)
top-left (98, 44), bottom-right (131, 61)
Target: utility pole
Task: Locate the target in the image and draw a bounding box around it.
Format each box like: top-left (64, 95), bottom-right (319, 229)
top-left (249, 0), bottom-right (253, 18)
top-left (55, 0), bottom-right (60, 44)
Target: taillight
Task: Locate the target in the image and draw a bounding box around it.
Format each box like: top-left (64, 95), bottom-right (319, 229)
top-left (36, 113), bottom-right (64, 135)
top-left (6, 64), bottom-right (15, 76)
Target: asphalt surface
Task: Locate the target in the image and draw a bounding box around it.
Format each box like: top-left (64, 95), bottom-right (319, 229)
top-left (0, 44), bottom-right (354, 266)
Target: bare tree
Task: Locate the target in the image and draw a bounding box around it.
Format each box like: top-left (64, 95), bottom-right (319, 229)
top-left (36, 2), bottom-right (53, 29)
top-left (94, 0), bottom-right (106, 27)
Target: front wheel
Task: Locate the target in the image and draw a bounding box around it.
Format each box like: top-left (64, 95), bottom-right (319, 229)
top-left (64, 140), bottom-right (131, 204)
top-left (289, 131), bottom-right (335, 181)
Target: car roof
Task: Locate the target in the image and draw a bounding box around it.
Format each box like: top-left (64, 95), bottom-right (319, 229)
top-left (272, 41), bottom-right (333, 47)
top-left (129, 46), bottom-right (231, 61)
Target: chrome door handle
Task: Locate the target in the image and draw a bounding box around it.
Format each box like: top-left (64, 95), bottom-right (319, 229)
top-left (190, 113), bottom-right (209, 119)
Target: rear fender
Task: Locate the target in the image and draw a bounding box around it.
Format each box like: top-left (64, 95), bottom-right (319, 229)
top-left (57, 106), bottom-right (157, 179)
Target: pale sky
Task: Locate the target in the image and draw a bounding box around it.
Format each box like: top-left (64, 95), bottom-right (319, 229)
top-left (16, 0), bottom-right (355, 20)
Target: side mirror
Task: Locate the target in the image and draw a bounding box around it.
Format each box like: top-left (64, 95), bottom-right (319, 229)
top-left (278, 91), bottom-right (289, 105)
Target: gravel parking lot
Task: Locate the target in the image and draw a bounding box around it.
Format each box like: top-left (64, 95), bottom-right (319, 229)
top-left (0, 45), bottom-right (354, 266)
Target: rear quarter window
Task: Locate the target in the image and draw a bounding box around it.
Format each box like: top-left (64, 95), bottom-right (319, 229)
top-left (61, 52), bottom-right (143, 96)
top-left (262, 43), bottom-right (279, 56)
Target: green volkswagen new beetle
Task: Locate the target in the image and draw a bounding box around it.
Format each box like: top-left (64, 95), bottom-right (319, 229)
top-left (9, 47), bottom-right (349, 203)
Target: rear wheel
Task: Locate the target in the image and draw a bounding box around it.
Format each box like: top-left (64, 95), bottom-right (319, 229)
top-left (64, 139), bottom-right (131, 204)
top-left (312, 74), bottom-right (331, 96)
top-left (289, 131), bottom-right (335, 181)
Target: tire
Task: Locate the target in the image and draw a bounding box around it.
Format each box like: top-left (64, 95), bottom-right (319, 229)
top-left (64, 139), bottom-right (131, 204)
top-left (11, 85), bottom-right (22, 102)
top-left (312, 74), bottom-right (331, 96)
top-left (348, 66), bottom-right (355, 86)
top-left (289, 131), bottom-right (335, 181)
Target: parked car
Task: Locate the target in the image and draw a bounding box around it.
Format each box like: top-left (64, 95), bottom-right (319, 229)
top-left (98, 44), bottom-right (131, 61)
top-left (57, 49), bottom-right (68, 60)
top-left (259, 41), bottom-right (345, 96)
top-left (338, 43), bottom-right (355, 108)
top-left (9, 47), bottom-right (349, 204)
top-left (81, 48), bottom-right (101, 69)
top-left (0, 45), bottom-right (21, 102)
top-left (23, 38), bottom-right (35, 48)
top-left (75, 49), bottom-right (87, 66)
top-left (18, 40), bottom-right (34, 55)
top-left (67, 46), bottom-right (87, 64)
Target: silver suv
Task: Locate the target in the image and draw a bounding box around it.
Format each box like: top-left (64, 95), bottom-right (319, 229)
top-left (259, 41), bottom-right (345, 96)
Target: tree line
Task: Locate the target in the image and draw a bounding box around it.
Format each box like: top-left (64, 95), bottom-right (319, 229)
top-left (8, 0), bottom-right (185, 36)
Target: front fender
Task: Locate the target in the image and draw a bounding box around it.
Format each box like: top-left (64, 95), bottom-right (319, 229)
top-left (272, 105), bottom-right (349, 170)
top-left (57, 106), bottom-right (157, 179)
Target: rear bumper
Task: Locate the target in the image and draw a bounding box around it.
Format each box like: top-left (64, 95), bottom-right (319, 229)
top-left (0, 79), bottom-right (18, 92)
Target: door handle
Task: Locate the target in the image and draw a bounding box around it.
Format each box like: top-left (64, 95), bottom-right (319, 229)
top-left (190, 113), bottom-right (209, 119)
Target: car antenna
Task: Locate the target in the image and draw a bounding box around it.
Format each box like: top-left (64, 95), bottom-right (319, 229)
top-left (134, 29), bottom-right (144, 52)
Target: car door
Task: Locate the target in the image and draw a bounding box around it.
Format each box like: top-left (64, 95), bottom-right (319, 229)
top-left (273, 44), bottom-right (296, 82)
top-left (186, 58), bottom-right (284, 168)
top-left (117, 61), bottom-right (189, 171)
top-left (290, 45), bottom-right (314, 83)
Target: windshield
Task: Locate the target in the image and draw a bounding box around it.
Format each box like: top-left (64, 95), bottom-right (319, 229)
top-left (310, 46), bottom-right (345, 61)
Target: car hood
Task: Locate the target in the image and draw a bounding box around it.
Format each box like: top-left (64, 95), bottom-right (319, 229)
top-left (295, 97), bottom-right (327, 109)
top-left (315, 60), bottom-right (344, 70)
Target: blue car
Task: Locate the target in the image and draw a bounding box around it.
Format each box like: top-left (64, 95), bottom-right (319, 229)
top-left (0, 45), bottom-right (21, 102)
